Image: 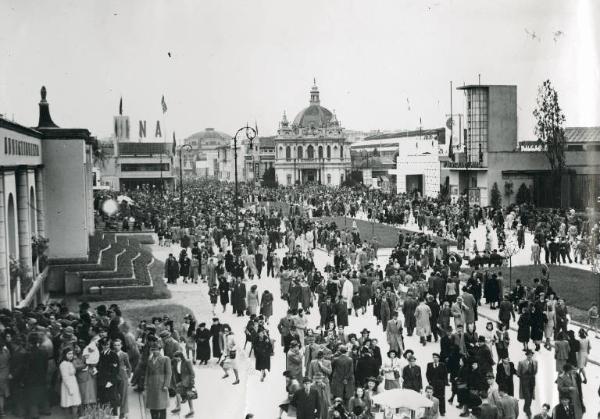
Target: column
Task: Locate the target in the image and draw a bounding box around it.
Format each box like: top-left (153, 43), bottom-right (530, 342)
top-left (16, 170), bottom-right (32, 282)
top-left (35, 169), bottom-right (46, 238)
top-left (0, 176), bottom-right (9, 308)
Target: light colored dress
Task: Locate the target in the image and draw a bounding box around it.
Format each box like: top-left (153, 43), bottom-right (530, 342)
top-left (577, 338), bottom-right (590, 369)
top-left (60, 360), bottom-right (82, 408)
top-left (247, 290), bottom-right (260, 316)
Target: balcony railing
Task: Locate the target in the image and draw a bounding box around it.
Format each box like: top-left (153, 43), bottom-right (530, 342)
top-left (443, 161), bottom-right (486, 169)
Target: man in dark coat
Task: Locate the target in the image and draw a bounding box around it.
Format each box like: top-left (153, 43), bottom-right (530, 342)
top-left (552, 398), bottom-right (575, 419)
top-left (354, 349), bottom-right (379, 388)
top-left (97, 338), bottom-right (121, 416)
top-left (293, 377), bottom-right (321, 419)
top-left (335, 296), bottom-right (349, 328)
top-left (402, 295), bottom-right (418, 336)
top-left (319, 296), bottom-right (335, 328)
top-left (330, 346), bottom-right (355, 402)
top-left (21, 334), bottom-right (50, 418)
top-left (165, 254), bottom-right (180, 284)
top-left (231, 277), bottom-right (247, 316)
top-left (402, 355), bottom-right (423, 392)
top-left (495, 357), bottom-right (517, 396)
top-left (426, 353), bottom-right (448, 416)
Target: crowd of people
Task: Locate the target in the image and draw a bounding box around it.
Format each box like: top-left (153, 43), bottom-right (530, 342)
top-left (90, 179), bottom-right (600, 418)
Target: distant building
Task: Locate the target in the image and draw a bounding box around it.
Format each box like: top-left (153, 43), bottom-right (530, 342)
top-left (353, 128), bottom-right (445, 196)
top-left (444, 84), bottom-right (600, 208)
top-left (0, 87), bottom-right (95, 308)
top-left (244, 136), bottom-right (276, 182)
top-left (183, 128), bottom-right (232, 178)
top-left (96, 104), bottom-right (174, 191)
top-left (274, 81), bottom-right (351, 186)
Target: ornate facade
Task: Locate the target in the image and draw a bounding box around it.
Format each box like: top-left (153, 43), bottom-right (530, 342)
top-left (274, 81), bottom-right (351, 186)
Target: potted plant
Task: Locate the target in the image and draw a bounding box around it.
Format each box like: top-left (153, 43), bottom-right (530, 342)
top-left (31, 235), bottom-right (49, 264)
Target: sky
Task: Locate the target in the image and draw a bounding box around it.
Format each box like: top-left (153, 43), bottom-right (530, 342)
top-left (1, 0), bottom-right (599, 141)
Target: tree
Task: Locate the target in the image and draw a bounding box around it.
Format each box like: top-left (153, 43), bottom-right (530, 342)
top-left (533, 80), bottom-right (567, 174)
top-left (261, 167), bottom-right (276, 187)
top-left (342, 170), bottom-right (363, 188)
top-left (516, 183), bottom-right (531, 205)
top-left (491, 182), bottom-right (502, 209)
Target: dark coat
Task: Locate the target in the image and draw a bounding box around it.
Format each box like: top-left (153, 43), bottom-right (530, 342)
top-left (293, 387), bottom-right (321, 419)
top-left (231, 282), bottom-right (247, 312)
top-left (426, 362), bottom-right (448, 388)
top-left (495, 361), bottom-right (517, 396)
top-left (402, 365), bottom-right (423, 392)
top-left (253, 336), bottom-right (273, 371)
top-left (172, 358), bottom-right (195, 389)
top-left (330, 354), bottom-right (355, 399)
top-left (355, 355), bottom-right (379, 387)
top-left (195, 328), bottom-right (211, 361)
top-left (22, 348), bottom-right (48, 404)
top-left (97, 350), bottom-right (121, 405)
top-left (335, 302), bottom-right (349, 327)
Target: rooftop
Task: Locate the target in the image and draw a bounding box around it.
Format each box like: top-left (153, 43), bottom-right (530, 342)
top-left (364, 127), bottom-right (445, 141)
top-left (457, 84), bottom-right (517, 90)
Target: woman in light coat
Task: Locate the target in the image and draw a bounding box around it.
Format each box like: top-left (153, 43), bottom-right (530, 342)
top-left (246, 285), bottom-right (260, 316)
top-left (59, 348), bottom-right (82, 419)
top-left (415, 299), bottom-right (432, 346)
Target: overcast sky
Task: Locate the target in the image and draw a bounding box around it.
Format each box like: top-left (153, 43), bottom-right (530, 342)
top-left (1, 0), bottom-right (598, 141)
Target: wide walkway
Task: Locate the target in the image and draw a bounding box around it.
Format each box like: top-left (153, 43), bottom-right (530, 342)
top-left (132, 242), bottom-right (600, 418)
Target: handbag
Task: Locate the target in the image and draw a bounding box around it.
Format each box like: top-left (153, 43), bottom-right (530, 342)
top-left (186, 388), bottom-right (198, 400)
top-left (393, 370), bottom-right (400, 379)
top-left (229, 350), bottom-right (237, 359)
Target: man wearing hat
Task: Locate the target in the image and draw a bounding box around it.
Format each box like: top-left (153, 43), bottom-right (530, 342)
top-left (402, 355), bottom-right (423, 392)
top-left (145, 341), bottom-right (172, 419)
top-left (426, 353), bottom-right (448, 416)
top-left (517, 350), bottom-right (538, 419)
top-left (160, 330), bottom-right (179, 359)
top-left (496, 387), bottom-right (519, 419)
top-left (293, 377), bottom-right (321, 419)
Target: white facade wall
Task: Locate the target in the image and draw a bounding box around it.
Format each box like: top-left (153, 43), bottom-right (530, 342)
top-left (393, 137), bottom-right (441, 197)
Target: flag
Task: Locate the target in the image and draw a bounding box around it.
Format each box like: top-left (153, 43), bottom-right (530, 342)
top-left (161, 95), bottom-right (167, 114)
top-left (172, 132), bottom-right (176, 154)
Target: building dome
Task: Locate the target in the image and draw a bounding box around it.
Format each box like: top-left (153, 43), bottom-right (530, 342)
top-left (292, 80), bottom-right (333, 128)
top-left (293, 105), bottom-right (333, 128)
top-left (185, 128), bottom-right (231, 147)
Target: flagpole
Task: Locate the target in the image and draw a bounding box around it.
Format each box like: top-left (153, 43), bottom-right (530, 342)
top-left (161, 95), bottom-right (167, 193)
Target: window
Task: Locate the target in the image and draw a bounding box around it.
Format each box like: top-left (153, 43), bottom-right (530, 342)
top-left (287, 174), bottom-right (292, 185)
top-left (327, 145), bottom-right (331, 160)
top-left (327, 174), bottom-right (331, 184)
top-left (298, 146), bottom-right (303, 160)
top-left (286, 146), bottom-right (291, 160)
top-left (567, 145), bottom-right (584, 151)
top-left (340, 145), bottom-right (344, 160)
top-left (307, 145), bottom-right (314, 159)
top-left (318, 145), bottom-right (323, 159)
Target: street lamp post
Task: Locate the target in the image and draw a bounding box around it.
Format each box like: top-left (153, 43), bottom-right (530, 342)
top-left (233, 124), bottom-right (258, 236)
top-left (178, 143), bottom-right (193, 226)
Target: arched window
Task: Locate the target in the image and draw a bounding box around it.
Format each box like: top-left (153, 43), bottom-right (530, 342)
top-left (340, 145), bottom-right (344, 160)
top-left (327, 145), bottom-right (331, 160)
top-left (298, 146), bottom-right (303, 160)
top-left (307, 145), bottom-right (314, 159)
top-left (318, 145), bottom-right (323, 159)
top-left (286, 146), bottom-right (291, 160)
top-left (278, 146), bottom-right (283, 158)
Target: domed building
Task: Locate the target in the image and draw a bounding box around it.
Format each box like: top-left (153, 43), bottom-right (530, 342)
top-left (183, 128), bottom-right (232, 177)
top-left (275, 81), bottom-right (351, 186)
